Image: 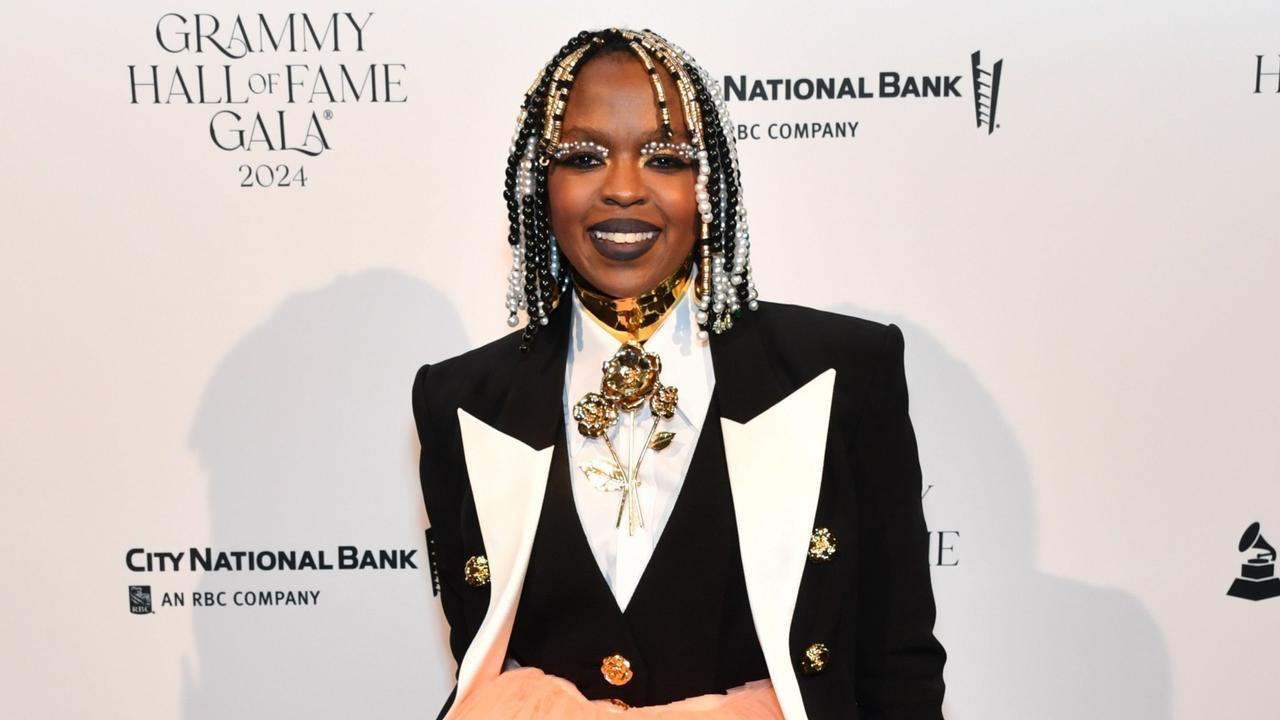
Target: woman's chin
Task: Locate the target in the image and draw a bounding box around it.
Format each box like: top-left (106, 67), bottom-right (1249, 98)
top-left (566, 241), bottom-right (694, 298)
top-left (577, 267), bottom-right (664, 299)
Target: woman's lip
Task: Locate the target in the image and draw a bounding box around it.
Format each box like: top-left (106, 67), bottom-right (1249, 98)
top-left (588, 229), bottom-right (660, 262)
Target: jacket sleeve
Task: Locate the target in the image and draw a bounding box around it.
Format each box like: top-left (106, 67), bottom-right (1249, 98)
top-left (411, 363), bottom-right (470, 717)
top-left (852, 324), bottom-right (947, 719)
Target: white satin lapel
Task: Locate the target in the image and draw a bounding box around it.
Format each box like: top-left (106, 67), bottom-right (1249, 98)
top-left (445, 408), bottom-right (552, 720)
top-left (721, 368), bottom-right (836, 720)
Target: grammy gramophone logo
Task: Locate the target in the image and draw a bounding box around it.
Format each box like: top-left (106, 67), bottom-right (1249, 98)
top-left (1226, 522), bottom-right (1280, 601)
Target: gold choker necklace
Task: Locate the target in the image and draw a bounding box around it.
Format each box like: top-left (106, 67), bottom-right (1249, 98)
top-left (573, 256), bottom-right (694, 344)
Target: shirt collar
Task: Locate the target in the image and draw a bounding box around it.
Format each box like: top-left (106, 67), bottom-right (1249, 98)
top-left (566, 283), bottom-right (713, 441)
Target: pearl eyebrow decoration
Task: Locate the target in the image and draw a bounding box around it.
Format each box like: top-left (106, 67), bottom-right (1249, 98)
top-left (552, 140), bottom-right (610, 161)
top-left (639, 141), bottom-right (696, 160)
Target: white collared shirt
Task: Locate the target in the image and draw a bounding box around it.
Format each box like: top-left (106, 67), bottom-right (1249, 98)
top-left (561, 286), bottom-right (715, 611)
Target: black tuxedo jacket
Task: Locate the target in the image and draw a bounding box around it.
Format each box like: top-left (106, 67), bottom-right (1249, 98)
top-left (412, 299), bottom-right (946, 719)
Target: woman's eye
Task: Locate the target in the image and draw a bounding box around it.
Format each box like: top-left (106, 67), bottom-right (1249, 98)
top-left (646, 154), bottom-right (691, 170)
top-left (559, 152), bottom-right (604, 169)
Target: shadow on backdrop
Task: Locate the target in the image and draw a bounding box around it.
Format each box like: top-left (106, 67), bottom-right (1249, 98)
top-left (830, 303), bottom-right (1171, 720)
top-left (184, 270), bottom-right (464, 719)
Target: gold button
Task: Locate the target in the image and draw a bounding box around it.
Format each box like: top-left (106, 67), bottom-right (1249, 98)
top-left (607, 698), bottom-right (631, 709)
top-left (809, 527), bottom-right (837, 562)
top-left (801, 642), bottom-right (830, 675)
top-left (601, 654), bottom-right (634, 686)
top-left (463, 555), bottom-right (490, 586)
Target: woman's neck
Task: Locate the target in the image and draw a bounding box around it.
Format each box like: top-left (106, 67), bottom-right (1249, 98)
top-left (572, 256), bottom-right (694, 344)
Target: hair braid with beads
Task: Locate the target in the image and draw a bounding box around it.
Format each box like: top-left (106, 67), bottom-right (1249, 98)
top-left (502, 28), bottom-right (757, 351)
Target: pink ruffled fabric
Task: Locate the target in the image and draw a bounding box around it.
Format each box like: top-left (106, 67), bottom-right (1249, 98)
top-left (450, 667), bottom-right (784, 719)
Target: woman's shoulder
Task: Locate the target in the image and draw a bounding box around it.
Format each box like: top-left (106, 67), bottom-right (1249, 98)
top-left (748, 301), bottom-right (909, 425)
top-left (411, 326), bottom-right (525, 420)
top-left (425, 325), bottom-right (525, 377)
top-left (750, 299), bottom-right (902, 366)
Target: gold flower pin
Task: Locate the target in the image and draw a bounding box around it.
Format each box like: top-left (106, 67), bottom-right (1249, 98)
top-left (573, 341), bottom-right (680, 535)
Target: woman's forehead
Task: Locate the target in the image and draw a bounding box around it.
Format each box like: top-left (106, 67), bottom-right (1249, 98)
top-left (559, 53), bottom-right (691, 145)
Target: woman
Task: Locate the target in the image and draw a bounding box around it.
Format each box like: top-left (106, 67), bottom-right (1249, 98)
top-left (413, 28), bottom-right (946, 720)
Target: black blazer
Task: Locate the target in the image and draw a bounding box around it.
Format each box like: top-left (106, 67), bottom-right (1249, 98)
top-left (413, 299), bottom-right (946, 719)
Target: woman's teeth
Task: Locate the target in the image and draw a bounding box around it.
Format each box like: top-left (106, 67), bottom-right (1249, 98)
top-left (589, 230), bottom-right (659, 244)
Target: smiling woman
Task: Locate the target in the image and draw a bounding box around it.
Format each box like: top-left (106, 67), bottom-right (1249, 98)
top-left (500, 30), bottom-right (753, 346)
top-left (548, 49), bottom-right (699, 298)
top-left (413, 27), bottom-right (947, 720)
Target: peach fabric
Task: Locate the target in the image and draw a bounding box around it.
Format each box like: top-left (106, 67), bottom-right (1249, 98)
top-left (450, 667), bottom-right (785, 719)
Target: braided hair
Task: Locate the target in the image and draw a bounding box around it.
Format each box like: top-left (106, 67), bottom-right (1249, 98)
top-left (501, 28), bottom-right (757, 351)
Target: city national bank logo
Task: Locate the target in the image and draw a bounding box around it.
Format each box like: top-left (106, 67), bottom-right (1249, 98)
top-left (129, 585), bottom-right (154, 614)
top-left (1227, 522), bottom-right (1280, 601)
top-left (126, 544), bottom-right (419, 614)
top-left (724, 50), bottom-right (1005, 141)
top-left (126, 545), bottom-right (418, 572)
top-left (970, 51), bottom-right (1003, 134)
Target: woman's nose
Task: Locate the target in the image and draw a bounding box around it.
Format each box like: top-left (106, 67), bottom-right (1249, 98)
top-left (601, 157), bottom-right (646, 208)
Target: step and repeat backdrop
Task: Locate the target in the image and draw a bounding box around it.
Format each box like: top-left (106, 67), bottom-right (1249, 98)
top-left (2, 1), bottom-right (1277, 718)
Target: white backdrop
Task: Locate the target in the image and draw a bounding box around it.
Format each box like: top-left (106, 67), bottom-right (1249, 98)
top-left (2, 2), bottom-right (1278, 718)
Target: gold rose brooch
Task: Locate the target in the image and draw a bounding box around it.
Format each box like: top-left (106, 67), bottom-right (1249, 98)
top-left (572, 340), bottom-right (679, 535)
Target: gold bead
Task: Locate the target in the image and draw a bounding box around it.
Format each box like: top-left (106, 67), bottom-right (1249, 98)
top-left (600, 654), bottom-right (634, 686)
top-left (463, 555), bottom-right (490, 587)
top-left (801, 642), bottom-right (830, 675)
top-left (809, 527), bottom-right (837, 562)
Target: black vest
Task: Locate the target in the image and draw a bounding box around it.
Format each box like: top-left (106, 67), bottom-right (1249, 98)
top-left (506, 397), bottom-right (769, 707)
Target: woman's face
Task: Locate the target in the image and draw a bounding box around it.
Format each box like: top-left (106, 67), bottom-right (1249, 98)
top-left (548, 53), bottom-right (698, 299)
